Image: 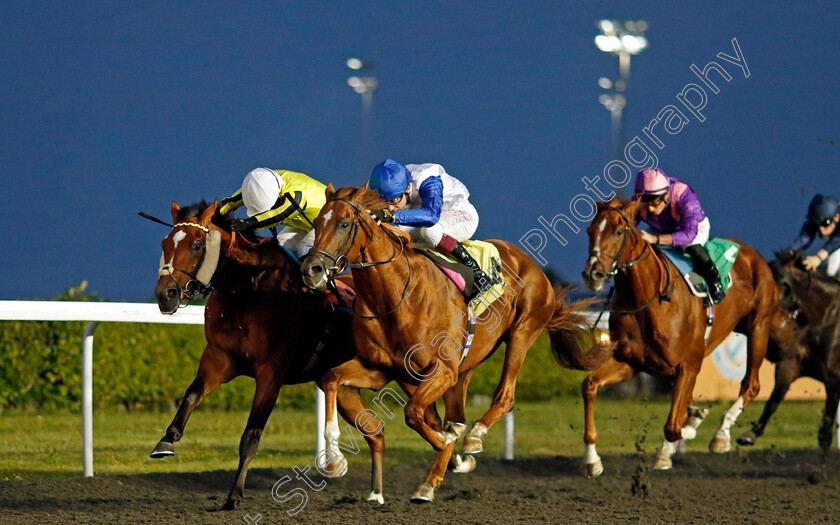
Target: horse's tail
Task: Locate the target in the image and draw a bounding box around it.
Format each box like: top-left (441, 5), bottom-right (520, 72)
top-left (545, 286), bottom-right (615, 371)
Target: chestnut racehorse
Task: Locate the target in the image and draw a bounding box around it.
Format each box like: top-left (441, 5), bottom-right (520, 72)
top-left (151, 200), bottom-right (375, 510)
top-left (553, 198), bottom-right (777, 476)
top-left (301, 184), bottom-right (558, 502)
top-left (737, 251), bottom-right (840, 450)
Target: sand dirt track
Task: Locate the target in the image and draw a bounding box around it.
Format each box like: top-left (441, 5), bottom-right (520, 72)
top-left (2, 450), bottom-right (839, 524)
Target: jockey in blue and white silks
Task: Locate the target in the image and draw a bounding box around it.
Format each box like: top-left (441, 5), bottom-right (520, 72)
top-left (633, 167), bottom-right (725, 304)
top-left (785, 194), bottom-right (840, 277)
top-left (368, 159), bottom-right (491, 296)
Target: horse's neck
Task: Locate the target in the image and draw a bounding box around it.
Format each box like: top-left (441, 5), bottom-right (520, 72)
top-left (219, 235), bottom-right (300, 291)
top-left (616, 241), bottom-right (668, 308)
top-left (793, 271), bottom-right (840, 321)
top-left (353, 233), bottom-right (413, 314)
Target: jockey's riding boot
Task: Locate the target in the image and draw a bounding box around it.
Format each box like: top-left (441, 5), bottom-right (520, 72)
top-left (449, 242), bottom-right (493, 297)
top-left (685, 244), bottom-right (725, 304)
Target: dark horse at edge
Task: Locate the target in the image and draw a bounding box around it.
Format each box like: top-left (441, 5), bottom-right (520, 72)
top-left (151, 201), bottom-right (374, 510)
top-left (737, 251), bottom-right (840, 450)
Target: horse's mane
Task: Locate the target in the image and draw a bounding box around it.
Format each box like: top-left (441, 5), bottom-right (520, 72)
top-left (332, 185), bottom-right (389, 210)
top-left (773, 249), bottom-right (840, 288)
top-left (176, 200), bottom-right (260, 242)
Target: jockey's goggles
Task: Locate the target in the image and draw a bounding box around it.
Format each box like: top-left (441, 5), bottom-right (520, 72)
top-left (817, 217), bottom-right (834, 228)
top-left (386, 192), bottom-right (408, 206)
top-left (640, 193), bottom-right (667, 206)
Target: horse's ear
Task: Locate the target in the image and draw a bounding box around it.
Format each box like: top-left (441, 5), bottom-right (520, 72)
top-left (170, 201), bottom-right (180, 222)
top-left (607, 197), bottom-right (623, 208)
top-left (362, 180), bottom-right (370, 191)
top-left (624, 199), bottom-right (641, 220)
top-left (325, 182), bottom-right (335, 200)
top-left (200, 201), bottom-right (218, 224)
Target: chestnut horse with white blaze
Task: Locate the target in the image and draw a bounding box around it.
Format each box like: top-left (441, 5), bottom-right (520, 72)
top-left (550, 198), bottom-right (778, 476)
top-left (300, 184), bottom-right (564, 502)
top-left (151, 200), bottom-right (378, 510)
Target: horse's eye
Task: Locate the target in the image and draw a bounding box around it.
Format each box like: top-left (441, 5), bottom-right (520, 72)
top-left (340, 221), bottom-right (350, 230)
top-left (192, 241), bottom-right (203, 251)
top-left (616, 228), bottom-right (624, 236)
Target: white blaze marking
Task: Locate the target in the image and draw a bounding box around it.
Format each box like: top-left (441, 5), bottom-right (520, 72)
top-left (172, 230), bottom-right (186, 249)
top-left (322, 209), bottom-right (333, 223)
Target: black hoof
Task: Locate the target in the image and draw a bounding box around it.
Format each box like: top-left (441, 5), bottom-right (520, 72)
top-left (221, 498), bottom-right (239, 511)
top-left (736, 432), bottom-right (756, 446)
top-left (150, 441), bottom-right (176, 458)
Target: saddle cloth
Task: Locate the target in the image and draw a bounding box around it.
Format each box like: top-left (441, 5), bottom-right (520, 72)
top-left (417, 240), bottom-right (507, 318)
top-left (659, 238), bottom-right (739, 299)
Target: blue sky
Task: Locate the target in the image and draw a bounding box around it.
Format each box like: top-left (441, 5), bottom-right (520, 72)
top-left (2, 1), bottom-right (838, 300)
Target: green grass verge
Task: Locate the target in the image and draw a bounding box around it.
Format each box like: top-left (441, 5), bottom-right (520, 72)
top-left (0, 396), bottom-right (831, 481)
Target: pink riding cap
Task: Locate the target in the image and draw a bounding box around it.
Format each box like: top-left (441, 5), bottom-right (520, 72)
top-left (637, 168), bottom-right (670, 196)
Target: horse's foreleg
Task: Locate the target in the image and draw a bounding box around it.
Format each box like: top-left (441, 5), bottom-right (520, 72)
top-left (655, 363), bottom-right (699, 470)
top-left (712, 316), bottom-right (771, 453)
top-left (223, 364), bottom-right (283, 510)
top-left (464, 326), bottom-right (539, 455)
top-left (321, 358), bottom-right (389, 483)
top-left (737, 358), bottom-right (800, 446)
top-left (403, 364), bottom-right (459, 452)
top-left (151, 346), bottom-right (235, 458)
top-left (581, 358), bottom-right (636, 478)
top-left (818, 380), bottom-right (840, 451)
top-left (411, 371), bottom-right (475, 504)
top-left (334, 385), bottom-right (386, 504)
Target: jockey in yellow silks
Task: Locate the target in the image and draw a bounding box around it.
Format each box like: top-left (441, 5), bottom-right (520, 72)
top-left (219, 168), bottom-right (326, 258)
top-left (367, 158), bottom-right (492, 297)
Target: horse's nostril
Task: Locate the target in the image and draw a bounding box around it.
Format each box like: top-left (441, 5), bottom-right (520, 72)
top-left (309, 265), bottom-right (323, 275)
top-left (165, 289), bottom-right (177, 299)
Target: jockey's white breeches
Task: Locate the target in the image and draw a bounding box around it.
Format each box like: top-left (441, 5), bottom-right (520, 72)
top-left (399, 200), bottom-right (479, 248)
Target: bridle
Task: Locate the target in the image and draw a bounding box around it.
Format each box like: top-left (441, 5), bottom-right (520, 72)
top-left (589, 208), bottom-right (653, 277)
top-left (589, 207), bottom-right (672, 315)
top-left (159, 221), bottom-right (236, 306)
top-left (308, 197), bottom-right (412, 318)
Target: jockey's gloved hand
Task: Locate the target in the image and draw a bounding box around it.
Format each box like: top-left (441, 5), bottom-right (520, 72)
top-left (370, 209), bottom-right (395, 223)
top-left (229, 218), bottom-right (257, 231)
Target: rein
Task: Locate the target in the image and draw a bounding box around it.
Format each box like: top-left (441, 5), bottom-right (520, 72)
top-left (311, 197), bottom-right (413, 319)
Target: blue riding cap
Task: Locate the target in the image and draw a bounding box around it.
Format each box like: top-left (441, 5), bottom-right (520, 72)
top-left (807, 194), bottom-right (840, 224)
top-left (370, 159), bottom-right (410, 201)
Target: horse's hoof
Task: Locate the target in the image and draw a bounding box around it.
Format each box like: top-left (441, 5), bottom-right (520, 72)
top-left (410, 483), bottom-right (435, 503)
top-left (325, 455), bottom-right (348, 478)
top-left (221, 498), bottom-right (239, 511)
top-left (442, 431), bottom-right (459, 445)
top-left (444, 421), bottom-right (467, 438)
top-left (709, 437), bottom-right (731, 454)
top-left (463, 436), bottom-right (484, 455)
top-left (580, 460), bottom-right (604, 478)
top-left (367, 491), bottom-right (385, 505)
top-left (653, 455), bottom-right (673, 470)
top-left (736, 431), bottom-right (757, 446)
top-left (149, 441), bottom-right (175, 458)
top-left (450, 454), bottom-right (476, 474)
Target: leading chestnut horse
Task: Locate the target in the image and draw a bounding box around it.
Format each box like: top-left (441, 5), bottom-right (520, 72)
top-left (301, 184), bottom-right (558, 502)
top-left (151, 200), bottom-right (374, 510)
top-left (552, 198), bottom-right (778, 476)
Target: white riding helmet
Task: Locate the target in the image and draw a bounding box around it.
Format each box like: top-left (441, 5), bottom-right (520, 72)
top-left (241, 168), bottom-right (283, 217)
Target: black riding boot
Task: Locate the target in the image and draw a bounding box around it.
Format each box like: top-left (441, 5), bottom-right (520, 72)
top-left (685, 244), bottom-right (725, 304)
top-left (450, 242), bottom-right (492, 298)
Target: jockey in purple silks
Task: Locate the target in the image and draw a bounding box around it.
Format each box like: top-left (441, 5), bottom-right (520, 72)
top-left (634, 167), bottom-right (725, 304)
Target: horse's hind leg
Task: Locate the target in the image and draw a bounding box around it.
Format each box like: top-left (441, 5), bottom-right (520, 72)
top-left (711, 314), bottom-right (770, 453)
top-left (151, 346), bottom-right (235, 458)
top-left (223, 364), bottom-right (283, 510)
top-left (818, 380), bottom-right (840, 451)
top-left (334, 385), bottom-right (386, 504)
top-left (581, 358), bottom-right (636, 478)
top-left (737, 358), bottom-right (800, 446)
